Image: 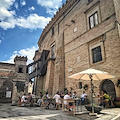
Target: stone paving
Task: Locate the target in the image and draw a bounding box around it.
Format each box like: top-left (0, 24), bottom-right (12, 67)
top-left (0, 103), bottom-right (120, 120)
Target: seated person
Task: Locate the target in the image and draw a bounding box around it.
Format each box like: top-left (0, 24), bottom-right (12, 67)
top-left (80, 91), bottom-right (87, 104)
top-left (64, 92), bottom-right (71, 105)
top-left (37, 92), bottom-right (43, 106)
top-left (21, 93), bottom-right (27, 103)
top-left (72, 91), bottom-right (77, 99)
top-left (42, 92), bottom-right (50, 109)
top-left (100, 90), bottom-right (110, 107)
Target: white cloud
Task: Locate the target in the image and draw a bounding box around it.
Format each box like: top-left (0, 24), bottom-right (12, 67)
top-left (0, 40), bottom-right (1, 43)
top-left (0, 0), bottom-right (15, 21)
top-left (46, 8), bottom-right (57, 16)
top-left (14, 2), bottom-right (18, 9)
top-left (16, 14), bottom-right (51, 29)
top-left (37, 0), bottom-right (62, 9)
top-left (20, 0), bottom-right (26, 6)
top-left (5, 46), bottom-right (38, 64)
top-left (0, 14), bottom-right (51, 30)
top-left (0, 0), bottom-right (51, 30)
top-left (29, 6), bottom-right (35, 11)
top-left (37, 0), bottom-right (62, 16)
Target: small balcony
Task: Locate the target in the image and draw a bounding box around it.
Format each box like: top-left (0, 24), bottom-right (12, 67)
top-left (27, 50), bottom-right (49, 80)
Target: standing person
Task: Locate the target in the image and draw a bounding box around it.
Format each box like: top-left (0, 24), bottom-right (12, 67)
top-left (53, 91), bottom-right (60, 103)
top-left (53, 91), bottom-right (61, 109)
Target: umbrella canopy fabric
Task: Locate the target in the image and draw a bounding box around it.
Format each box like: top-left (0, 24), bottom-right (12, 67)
top-left (69, 68), bottom-right (115, 80)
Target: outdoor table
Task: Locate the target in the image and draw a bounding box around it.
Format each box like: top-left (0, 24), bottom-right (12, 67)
top-left (74, 99), bottom-right (82, 113)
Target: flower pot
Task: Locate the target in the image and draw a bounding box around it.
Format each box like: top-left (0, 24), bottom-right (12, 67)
top-left (85, 105), bottom-right (102, 113)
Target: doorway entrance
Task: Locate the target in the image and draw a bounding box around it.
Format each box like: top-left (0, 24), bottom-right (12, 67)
top-left (100, 79), bottom-right (116, 99)
top-left (0, 80), bottom-right (13, 103)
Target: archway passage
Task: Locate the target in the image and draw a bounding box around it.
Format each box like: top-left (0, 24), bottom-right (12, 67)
top-left (0, 80), bottom-right (13, 103)
top-left (100, 79), bottom-right (116, 99)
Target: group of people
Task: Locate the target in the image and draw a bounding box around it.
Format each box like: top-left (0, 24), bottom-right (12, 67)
top-left (18, 92), bottom-right (34, 106)
top-left (19, 90), bottom-right (88, 108)
top-left (19, 89), bottom-right (113, 108)
top-left (52, 91), bottom-right (88, 108)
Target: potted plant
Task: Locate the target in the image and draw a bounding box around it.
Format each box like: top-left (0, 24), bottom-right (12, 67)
top-left (83, 84), bottom-right (88, 90)
top-left (85, 103), bottom-right (102, 113)
top-left (116, 79), bottom-right (120, 87)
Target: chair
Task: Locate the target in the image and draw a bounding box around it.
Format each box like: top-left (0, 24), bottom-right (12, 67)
top-left (106, 96), bottom-right (114, 108)
top-left (67, 100), bottom-right (75, 116)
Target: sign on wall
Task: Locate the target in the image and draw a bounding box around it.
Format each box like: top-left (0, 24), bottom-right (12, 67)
top-left (6, 91), bottom-right (11, 98)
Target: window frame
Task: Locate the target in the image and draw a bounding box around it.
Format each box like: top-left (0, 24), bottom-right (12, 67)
top-left (51, 43), bottom-right (55, 58)
top-left (92, 46), bottom-right (102, 63)
top-left (52, 27), bottom-right (54, 36)
top-left (18, 66), bottom-right (23, 73)
top-left (88, 0), bottom-right (92, 3)
top-left (89, 11), bottom-right (99, 29)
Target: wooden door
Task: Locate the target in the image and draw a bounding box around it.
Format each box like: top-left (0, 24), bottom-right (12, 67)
top-left (100, 79), bottom-right (116, 99)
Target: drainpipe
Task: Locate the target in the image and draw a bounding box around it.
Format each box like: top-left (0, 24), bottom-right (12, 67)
top-left (63, 31), bottom-right (65, 90)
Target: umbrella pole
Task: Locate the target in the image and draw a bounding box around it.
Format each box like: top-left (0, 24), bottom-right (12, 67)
top-left (89, 74), bottom-right (94, 114)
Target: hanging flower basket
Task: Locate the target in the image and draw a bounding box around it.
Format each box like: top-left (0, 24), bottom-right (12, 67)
top-left (116, 79), bottom-right (120, 87)
top-left (83, 84), bottom-right (88, 90)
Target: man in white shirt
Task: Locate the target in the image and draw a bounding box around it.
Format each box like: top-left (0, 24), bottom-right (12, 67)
top-left (81, 91), bottom-right (87, 104)
top-left (64, 92), bottom-right (70, 105)
top-left (53, 91), bottom-right (61, 103)
top-left (21, 93), bottom-right (27, 103)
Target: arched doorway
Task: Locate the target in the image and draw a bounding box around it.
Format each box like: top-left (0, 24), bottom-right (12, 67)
top-left (0, 80), bottom-right (13, 103)
top-left (100, 79), bottom-right (116, 99)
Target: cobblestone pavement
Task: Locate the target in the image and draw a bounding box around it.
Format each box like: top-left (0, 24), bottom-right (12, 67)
top-left (0, 103), bottom-right (120, 120)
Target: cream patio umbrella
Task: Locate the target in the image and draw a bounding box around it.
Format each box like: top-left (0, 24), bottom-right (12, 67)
top-left (69, 68), bottom-right (115, 114)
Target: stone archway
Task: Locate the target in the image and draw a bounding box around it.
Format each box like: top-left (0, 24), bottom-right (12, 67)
top-left (0, 80), bottom-right (13, 103)
top-left (100, 79), bottom-right (116, 99)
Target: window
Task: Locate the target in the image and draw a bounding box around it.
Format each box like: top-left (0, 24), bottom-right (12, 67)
top-left (92, 46), bottom-right (102, 63)
top-left (51, 43), bottom-right (55, 58)
top-left (18, 66), bottom-right (23, 73)
top-left (89, 11), bottom-right (99, 29)
top-left (52, 27), bottom-right (54, 36)
top-left (88, 0), bottom-right (92, 2)
top-left (73, 26), bottom-right (77, 33)
top-left (79, 82), bottom-right (82, 89)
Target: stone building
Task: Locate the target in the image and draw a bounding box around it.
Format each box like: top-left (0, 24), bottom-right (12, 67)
top-left (0, 56), bottom-right (28, 103)
top-left (28, 0), bottom-right (120, 101)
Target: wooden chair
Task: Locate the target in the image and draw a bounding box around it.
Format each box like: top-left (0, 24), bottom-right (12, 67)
top-left (67, 100), bottom-right (75, 116)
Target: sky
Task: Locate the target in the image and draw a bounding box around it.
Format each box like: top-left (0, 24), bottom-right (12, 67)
top-left (0, 0), bottom-right (66, 64)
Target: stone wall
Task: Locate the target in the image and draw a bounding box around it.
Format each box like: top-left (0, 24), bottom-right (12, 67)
top-left (36, 0), bottom-right (120, 100)
top-left (0, 56), bottom-right (28, 103)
